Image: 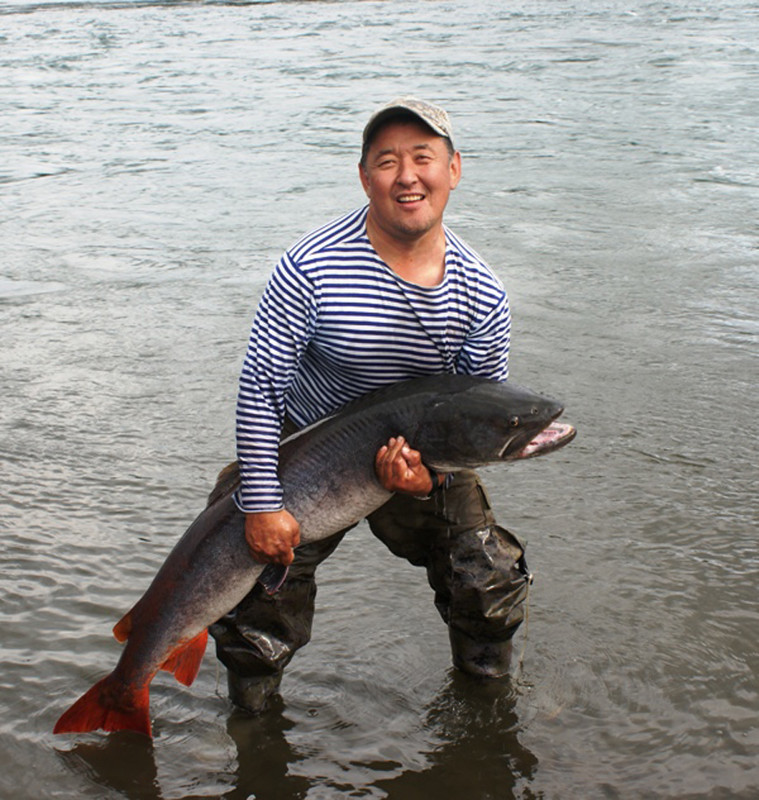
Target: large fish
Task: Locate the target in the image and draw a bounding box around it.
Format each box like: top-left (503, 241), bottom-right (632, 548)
top-left (54, 375), bottom-right (575, 737)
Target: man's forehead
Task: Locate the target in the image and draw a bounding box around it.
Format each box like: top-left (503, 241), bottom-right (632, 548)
top-left (373, 141), bottom-right (436, 156)
top-left (367, 122), bottom-right (448, 156)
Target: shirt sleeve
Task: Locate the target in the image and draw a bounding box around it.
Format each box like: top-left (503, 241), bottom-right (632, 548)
top-left (456, 290), bottom-right (511, 381)
top-left (234, 253), bottom-right (316, 513)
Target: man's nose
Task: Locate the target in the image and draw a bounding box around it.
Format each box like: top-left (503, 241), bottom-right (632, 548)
top-left (396, 158), bottom-right (417, 185)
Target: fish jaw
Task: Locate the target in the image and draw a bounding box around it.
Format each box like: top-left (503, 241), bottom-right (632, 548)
top-left (514, 421), bottom-right (577, 459)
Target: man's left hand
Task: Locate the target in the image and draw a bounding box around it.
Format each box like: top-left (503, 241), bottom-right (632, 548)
top-left (375, 435), bottom-right (438, 496)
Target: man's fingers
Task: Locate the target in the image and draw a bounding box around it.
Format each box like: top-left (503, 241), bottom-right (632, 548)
top-left (385, 436), bottom-right (404, 460)
top-left (375, 435), bottom-right (432, 494)
top-left (251, 540), bottom-right (296, 566)
top-left (403, 446), bottom-right (422, 467)
top-left (376, 437), bottom-right (403, 470)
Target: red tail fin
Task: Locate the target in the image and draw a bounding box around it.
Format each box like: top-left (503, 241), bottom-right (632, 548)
top-left (159, 629), bottom-right (208, 687)
top-left (53, 674), bottom-right (152, 737)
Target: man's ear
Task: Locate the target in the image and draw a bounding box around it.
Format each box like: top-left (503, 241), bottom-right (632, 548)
top-left (358, 162), bottom-right (371, 197)
top-left (449, 151), bottom-right (462, 190)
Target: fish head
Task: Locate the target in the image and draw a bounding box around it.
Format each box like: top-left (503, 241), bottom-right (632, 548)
top-left (417, 378), bottom-right (569, 471)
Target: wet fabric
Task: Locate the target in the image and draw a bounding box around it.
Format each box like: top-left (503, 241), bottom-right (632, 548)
top-left (209, 470), bottom-right (531, 682)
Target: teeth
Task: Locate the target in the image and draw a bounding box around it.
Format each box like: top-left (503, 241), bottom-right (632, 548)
top-left (398, 194), bottom-right (423, 203)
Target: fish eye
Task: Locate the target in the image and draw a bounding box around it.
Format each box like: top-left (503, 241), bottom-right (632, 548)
top-left (531, 406), bottom-right (539, 415)
top-left (509, 416), bottom-right (520, 428)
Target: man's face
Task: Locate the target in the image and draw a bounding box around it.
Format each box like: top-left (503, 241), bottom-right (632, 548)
top-left (359, 119), bottom-right (461, 244)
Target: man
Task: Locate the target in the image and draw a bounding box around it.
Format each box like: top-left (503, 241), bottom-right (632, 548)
top-left (209, 97), bottom-right (531, 713)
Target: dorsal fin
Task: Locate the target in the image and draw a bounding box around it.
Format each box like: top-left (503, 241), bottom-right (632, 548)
top-left (207, 461), bottom-right (241, 507)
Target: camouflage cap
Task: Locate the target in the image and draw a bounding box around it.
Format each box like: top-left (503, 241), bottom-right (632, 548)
top-left (362, 97), bottom-right (454, 148)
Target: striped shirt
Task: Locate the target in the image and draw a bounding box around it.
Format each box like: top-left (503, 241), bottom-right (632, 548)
top-left (235, 205), bottom-right (511, 512)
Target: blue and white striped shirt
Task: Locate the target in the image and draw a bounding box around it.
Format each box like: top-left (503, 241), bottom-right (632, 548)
top-left (235, 205), bottom-right (510, 512)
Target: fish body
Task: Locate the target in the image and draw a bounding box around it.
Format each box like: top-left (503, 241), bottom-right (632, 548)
top-left (54, 375), bottom-right (575, 736)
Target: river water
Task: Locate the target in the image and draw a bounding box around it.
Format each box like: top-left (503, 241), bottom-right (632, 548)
top-left (1, 0), bottom-right (757, 797)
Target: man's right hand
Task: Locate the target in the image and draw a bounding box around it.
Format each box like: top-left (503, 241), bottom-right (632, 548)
top-left (244, 509), bottom-right (301, 565)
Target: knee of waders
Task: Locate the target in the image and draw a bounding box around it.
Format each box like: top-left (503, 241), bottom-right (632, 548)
top-left (446, 524), bottom-right (532, 642)
top-left (209, 577), bottom-right (318, 676)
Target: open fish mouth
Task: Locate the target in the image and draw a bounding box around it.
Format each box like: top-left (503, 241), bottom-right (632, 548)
top-left (515, 422), bottom-right (577, 459)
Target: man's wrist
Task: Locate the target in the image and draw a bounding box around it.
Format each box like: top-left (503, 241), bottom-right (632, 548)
top-left (429, 470), bottom-right (441, 493)
top-left (416, 467), bottom-right (448, 500)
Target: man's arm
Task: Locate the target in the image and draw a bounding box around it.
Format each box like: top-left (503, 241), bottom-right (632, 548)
top-left (236, 255), bottom-right (314, 504)
top-left (457, 287), bottom-right (511, 381)
top-left (235, 255), bottom-right (316, 564)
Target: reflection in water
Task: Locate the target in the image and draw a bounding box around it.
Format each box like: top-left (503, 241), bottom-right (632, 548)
top-left (57, 733), bottom-right (161, 800)
top-left (55, 674), bottom-right (536, 799)
top-left (56, 697), bottom-right (309, 799)
top-left (223, 698), bottom-right (311, 800)
top-left (56, 695), bottom-right (310, 800)
top-left (374, 672), bottom-right (537, 799)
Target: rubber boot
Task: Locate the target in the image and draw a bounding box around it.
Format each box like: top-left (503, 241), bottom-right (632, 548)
top-left (227, 671), bottom-right (283, 714)
top-left (449, 628), bottom-right (513, 679)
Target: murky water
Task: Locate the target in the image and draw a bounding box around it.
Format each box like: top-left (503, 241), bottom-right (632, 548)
top-left (1, 0), bottom-right (758, 797)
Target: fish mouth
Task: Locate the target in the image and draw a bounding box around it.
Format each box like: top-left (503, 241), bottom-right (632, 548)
top-left (514, 421), bottom-right (577, 459)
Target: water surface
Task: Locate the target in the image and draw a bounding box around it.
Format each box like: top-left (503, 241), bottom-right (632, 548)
top-left (1, 0), bottom-right (758, 797)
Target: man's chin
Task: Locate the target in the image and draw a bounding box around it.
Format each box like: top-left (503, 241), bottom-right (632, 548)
top-left (390, 215), bottom-right (437, 240)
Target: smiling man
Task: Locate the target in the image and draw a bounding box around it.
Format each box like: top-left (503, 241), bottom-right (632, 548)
top-left (359, 110), bottom-right (460, 284)
top-left (209, 98), bottom-right (532, 714)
